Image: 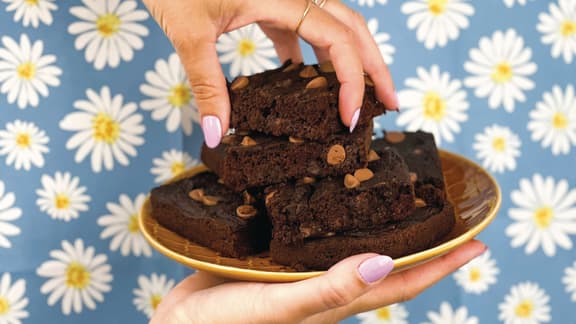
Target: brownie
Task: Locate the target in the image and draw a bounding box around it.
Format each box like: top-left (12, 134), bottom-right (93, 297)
top-left (372, 131), bottom-right (446, 207)
top-left (265, 146), bottom-right (415, 244)
top-left (201, 123), bottom-right (373, 191)
top-left (270, 202), bottom-right (456, 271)
top-left (228, 60), bottom-right (386, 141)
top-left (149, 172), bottom-right (270, 258)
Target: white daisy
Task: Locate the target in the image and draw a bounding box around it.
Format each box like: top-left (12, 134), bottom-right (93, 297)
top-left (350, 0), bottom-right (388, 7)
top-left (0, 181), bottom-right (21, 249)
top-left (464, 29), bottom-right (537, 113)
top-left (150, 149), bottom-right (197, 184)
top-left (367, 18), bottom-right (395, 65)
top-left (473, 124), bottom-right (521, 174)
top-left (396, 65), bottom-right (469, 145)
top-left (0, 34), bottom-right (62, 109)
top-left (527, 84), bottom-right (576, 156)
top-left (0, 120), bottom-right (49, 170)
top-left (356, 303), bottom-right (409, 324)
top-left (0, 273), bottom-right (28, 324)
top-left (216, 23), bottom-right (277, 77)
top-left (498, 282), bottom-right (551, 324)
top-left (506, 174), bottom-right (576, 257)
top-left (537, 0), bottom-right (576, 64)
top-left (68, 0), bottom-right (149, 70)
top-left (453, 250), bottom-right (500, 294)
top-left (401, 0), bottom-right (475, 49)
top-left (421, 302), bottom-right (478, 324)
top-left (140, 53), bottom-right (199, 135)
top-left (36, 239), bottom-right (113, 315)
top-left (36, 171), bottom-right (90, 222)
top-left (133, 273), bottom-right (175, 319)
top-left (2, 0), bottom-right (57, 28)
top-left (59, 86), bottom-right (145, 173)
top-left (503, 0), bottom-right (531, 8)
top-left (563, 261), bottom-right (576, 302)
top-left (97, 193), bottom-right (152, 257)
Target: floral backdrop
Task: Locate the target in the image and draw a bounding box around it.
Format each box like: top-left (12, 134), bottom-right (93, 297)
top-left (0, 0), bottom-right (575, 323)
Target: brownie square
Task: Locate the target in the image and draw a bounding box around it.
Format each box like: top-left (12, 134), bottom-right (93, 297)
top-left (149, 172), bottom-right (270, 258)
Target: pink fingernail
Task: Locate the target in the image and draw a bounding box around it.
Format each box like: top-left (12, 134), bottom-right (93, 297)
top-left (349, 108), bottom-right (361, 133)
top-left (202, 115), bottom-right (222, 148)
top-left (358, 255), bottom-right (394, 283)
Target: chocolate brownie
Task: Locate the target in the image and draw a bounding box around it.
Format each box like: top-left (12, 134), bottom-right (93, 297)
top-left (228, 60), bottom-right (387, 141)
top-left (265, 146), bottom-right (415, 244)
top-left (201, 123), bottom-right (373, 191)
top-left (270, 202), bottom-right (456, 271)
top-left (372, 131), bottom-right (446, 207)
top-left (150, 172), bottom-right (270, 258)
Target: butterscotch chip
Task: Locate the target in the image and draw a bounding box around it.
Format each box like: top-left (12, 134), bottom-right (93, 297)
top-left (221, 135), bottom-right (237, 145)
top-left (236, 205), bottom-right (257, 219)
top-left (344, 174), bottom-right (360, 189)
top-left (235, 129), bottom-right (250, 136)
top-left (188, 188), bottom-right (204, 202)
top-left (202, 195), bottom-right (220, 206)
top-left (305, 76), bottom-right (328, 89)
top-left (301, 176), bottom-right (316, 184)
top-left (319, 61), bottom-right (335, 73)
top-left (409, 172), bottom-right (418, 183)
top-left (367, 150), bottom-right (380, 162)
top-left (240, 136), bottom-right (257, 146)
top-left (299, 66), bottom-right (318, 78)
top-left (243, 191), bottom-right (255, 205)
top-left (265, 191), bottom-right (277, 205)
top-left (415, 198), bottom-right (427, 208)
top-left (385, 131), bottom-right (406, 143)
top-left (364, 75), bottom-right (374, 87)
top-left (230, 76), bottom-right (249, 91)
top-left (327, 144), bottom-right (346, 165)
top-left (300, 227), bottom-right (312, 238)
top-left (282, 62), bottom-right (300, 72)
top-left (217, 178), bottom-right (225, 184)
top-left (354, 168), bottom-right (374, 182)
top-left (289, 136), bottom-right (304, 144)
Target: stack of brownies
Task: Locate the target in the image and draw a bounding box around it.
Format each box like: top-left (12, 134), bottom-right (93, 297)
top-left (150, 61), bottom-right (455, 270)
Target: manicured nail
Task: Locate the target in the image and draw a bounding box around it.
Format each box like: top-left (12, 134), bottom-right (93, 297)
top-left (349, 108), bottom-right (361, 133)
top-left (358, 255), bottom-right (394, 284)
top-left (202, 115), bottom-right (222, 149)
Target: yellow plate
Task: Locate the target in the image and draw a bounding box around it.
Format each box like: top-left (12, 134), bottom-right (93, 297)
top-left (139, 150), bottom-right (501, 282)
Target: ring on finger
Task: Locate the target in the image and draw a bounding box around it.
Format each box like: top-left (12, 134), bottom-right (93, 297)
top-left (295, 0), bottom-right (313, 34)
top-left (313, 0), bottom-right (328, 8)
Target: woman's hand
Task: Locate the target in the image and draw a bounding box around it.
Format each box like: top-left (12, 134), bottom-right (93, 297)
top-left (150, 240), bottom-right (486, 324)
top-left (142, 0), bottom-right (398, 148)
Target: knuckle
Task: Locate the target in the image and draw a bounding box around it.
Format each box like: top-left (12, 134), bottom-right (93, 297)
top-left (320, 280), bottom-right (353, 309)
top-left (189, 82), bottom-right (220, 103)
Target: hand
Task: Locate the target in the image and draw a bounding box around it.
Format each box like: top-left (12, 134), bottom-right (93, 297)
top-left (150, 240), bottom-right (486, 324)
top-left (142, 0), bottom-right (399, 148)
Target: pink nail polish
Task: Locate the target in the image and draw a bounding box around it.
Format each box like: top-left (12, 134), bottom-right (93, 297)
top-left (349, 109), bottom-right (361, 133)
top-left (202, 115), bottom-right (222, 149)
top-left (358, 255), bottom-right (394, 283)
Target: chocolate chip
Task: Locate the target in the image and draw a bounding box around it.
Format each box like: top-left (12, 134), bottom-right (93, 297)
top-left (354, 168), bottom-right (374, 182)
top-left (230, 76), bottom-right (249, 91)
top-left (344, 174), bottom-right (360, 189)
top-left (327, 144), bottom-right (346, 165)
top-left (282, 62), bottom-right (300, 72)
top-left (305, 76), bottom-right (328, 89)
top-left (236, 205), bottom-right (257, 219)
top-left (385, 131), bottom-right (406, 143)
top-left (221, 135), bottom-right (237, 145)
top-left (299, 66), bottom-right (318, 78)
top-left (188, 188), bottom-right (204, 202)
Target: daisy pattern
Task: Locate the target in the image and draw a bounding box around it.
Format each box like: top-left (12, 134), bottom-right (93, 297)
top-left (464, 29), bottom-right (537, 113)
top-left (36, 239), bottom-right (113, 315)
top-left (506, 174), bottom-right (576, 257)
top-left (68, 0), bottom-right (149, 70)
top-left (216, 23), bottom-right (277, 77)
top-left (498, 282), bottom-right (551, 324)
top-left (421, 302), bottom-right (478, 324)
top-left (0, 273), bottom-right (29, 324)
top-left (453, 250), bottom-right (500, 294)
top-left (503, 0), bottom-right (531, 7)
top-left (97, 193), bottom-right (152, 257)
top-left (2, 0), bottom-right (57, 28)
top-left (473, 124), bottom-right (521, 173)
top-left (350, 0), bottom-right (388, 7)
top-left (36, 172), bottom-right (90, 222)
top-left (396, 65), bottom-right (469, 145)
top-left (133, 273), bottom-right (175, 319)
top-left (59, 86), bottom-right (145, 173)
top-left (367, 18), bottom-right (395, 64)
top-left (0, 34), bottom-right (62, 109)
top-left (356, 303), bottom-right (409, 324)
top-left (150, 149), bottom-right (197, 184)
top-left (537, 0), bottom-right (576, 64)
top-left (401, 0), bottom-right (475, 49)
top-left (0, 120), bottom-right (49, 170)
top-left (563, 261), bottom-right (576, 301)
top-left (528, 84), bottom-right (576, 155)
top-left (140, 53), bottom-right (199, 135)
top-left (0, 181), bottom-right (21, 249)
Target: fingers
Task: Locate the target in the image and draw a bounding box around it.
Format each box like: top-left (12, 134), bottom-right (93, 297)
top-left (259, 23), bottom-right (304, 63)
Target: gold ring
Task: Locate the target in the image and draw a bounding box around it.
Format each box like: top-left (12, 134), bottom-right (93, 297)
top-left (295, 0), bottom-right (313, 34)
top-left (313, 0), bottom-right (328, 8)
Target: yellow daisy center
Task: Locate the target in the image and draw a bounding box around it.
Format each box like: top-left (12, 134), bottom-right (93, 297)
top-left (25, 0), bottom-right (38, 5)
top-left (97, 13), bottom-right (121, 37)
top-left (128, 214), bottom-right (140, 233)
top-left (92, 113), bottom-right (120, 144)
top-left (376, 306), bottom-right (391, 320)
top-left (492, 137), bottom-right (506, 152)
top-left (168, 83), bottom-right (191, 108)
top-left (66, 262), bottom-right (91, 289)
top-left (55, 194), bottom-right (70, 210)
top-left (171, 161), bottom-right (185, 176)
top-left (15, 133), bottom-right (31, 148)
top-left (491, 62), bottom-right (513, 83)
top-left (469, 267), bottom-right (482, 282)
top-left (428, 0), bottom-right (448, 15)
top-left (515, 300), bottom-right (533, 318)
top-left (534, 206), bottom-right (553, 228)
top-left (150, 294), bottom-right (163, 310)
top-left (552, 112), bottom-right (568, 129)
top-left (0, 297), bottom-right (10, 315)
top-left (423, 91), bottom-right (446, 121)
top-left (17, 62), bottom-right (36, 80)
top-left (237, 39), bottom-right (256, 57)
top-left (561, 20), bottom-right (576, 37)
